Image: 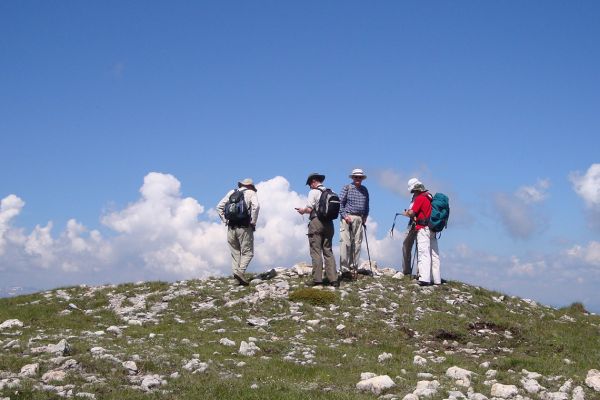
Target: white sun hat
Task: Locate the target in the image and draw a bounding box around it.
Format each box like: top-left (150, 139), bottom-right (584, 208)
top-left (407, 178), bottom-right (422, 193)
top-left (349, 168), bottom-right (367, 179)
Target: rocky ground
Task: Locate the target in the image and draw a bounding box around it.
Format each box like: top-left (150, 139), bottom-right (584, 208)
top-left (1, 263), bottom-right (599, 399)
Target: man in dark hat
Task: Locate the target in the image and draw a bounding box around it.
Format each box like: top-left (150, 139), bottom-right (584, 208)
top-left (295, 173), bottom-right (339, 287)
top-left (217, 178), bottom-right (260, 286)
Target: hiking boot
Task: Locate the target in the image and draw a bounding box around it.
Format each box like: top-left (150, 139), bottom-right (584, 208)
top-left (305, 280), bottom-right (322, 287)
top-left (417, 280), bottom-right (433, 287)
top-left (258, 268), bottom-right (277, 280)
top-left (330, 280), bottom-right (340, 288)
top-left (234, 273), bottom-right (250, 286)
top-left (340, 270), bottom-right (354, 282)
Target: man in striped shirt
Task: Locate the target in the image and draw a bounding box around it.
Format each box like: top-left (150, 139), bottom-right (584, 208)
top-left (339, 168), bottom-right (370, 278)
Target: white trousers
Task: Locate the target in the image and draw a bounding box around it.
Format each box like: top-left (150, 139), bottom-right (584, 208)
top-left (416, 227), bottom-right (441, 284)
top-left (227, 226), bottom-right (254, 276)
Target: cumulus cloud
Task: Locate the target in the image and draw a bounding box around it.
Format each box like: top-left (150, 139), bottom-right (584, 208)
top-left (570, 164), bottom-right (600, 229)
top-left (0, 195), bottom-right (25, 255)
top-left (492, 179), bottom-right (550, 239)
top-left (515, 179), bottom-right (550, 204)
top-left (566, 241), bottom-right (600, 266)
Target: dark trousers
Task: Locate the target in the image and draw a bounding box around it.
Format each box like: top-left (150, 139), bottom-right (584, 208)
top-left (402, 227), bottom-right (417, 275)
top-left (308, 218), bottom-right (338, 283)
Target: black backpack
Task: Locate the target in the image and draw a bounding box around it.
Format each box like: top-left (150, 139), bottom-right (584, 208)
top-left (223, 190), bottom-right (250, 225)
top-left (316, 187), bottom-right (341, 221)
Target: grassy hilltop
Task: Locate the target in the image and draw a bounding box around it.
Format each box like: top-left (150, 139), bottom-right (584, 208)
top-left (1, 268), bottom-right (599, 400)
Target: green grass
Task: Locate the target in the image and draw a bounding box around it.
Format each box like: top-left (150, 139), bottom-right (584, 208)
top-left (1, 276), bottom-right (599, 399)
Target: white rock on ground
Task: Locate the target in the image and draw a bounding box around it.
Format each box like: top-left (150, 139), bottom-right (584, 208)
top-left (572, 386), bottom-right (585, 400)
top-left (413, 355), bottom-right (427, 366)
top-left (378, 352), bottom-right (393, 363)
top-left (41, 370), bottom-right (67, 383)
top-left (0, 319), bottom-right (23, 330)
top-left (446, 366), bottom-right (473, 387)
top-left (140, 375), bottom-right (162, 391)
top-left (402, 394), bottom-right (419, 400)
top-left (106, 326), bottom-right (122, 336)
top-left (360, 372), bottom-right (377, 381)
top-left (521, 378), bottom-right (543, 394)
top-left (239, 341), bottom-right (260, 356)
top-left (19, 363), bottom-right (39, 377)
top-left (355, 375), bottom-right (395, 395)
top-left (413, 380), bottom-right (440, 397)
top-left (122, 361), bottom-right (138, 374)
top-left (539, 392), bottom-right (568, 400)
top-left (182, 359), bottom-right (208, 373)
top-left (586, 369), bottom-right (600, 392)
top-left (219, 338), bottom-right (236, 347)
top-left (490, 383), bottom-right (519, 398)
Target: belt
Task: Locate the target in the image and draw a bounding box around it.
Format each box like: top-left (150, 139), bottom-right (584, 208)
top-left (349, 213), bottom-right (365, 216)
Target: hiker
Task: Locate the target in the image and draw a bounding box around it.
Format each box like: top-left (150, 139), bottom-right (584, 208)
top-left (339, 168), bottom-right (370, 279)
top-left (402, 179), bottom-right (441, 286)
top-left (216, 178), bottom-right (260, 286)
top-left (295, 172), bottom-right (339, 287)
top-left (401, 178), bottom-right (420, 277)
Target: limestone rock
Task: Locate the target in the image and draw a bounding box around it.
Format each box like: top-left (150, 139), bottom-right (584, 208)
top-left (378, 352), bottom-right (393, 363)
top-left (239, 341), bottom-right (260, 356)
top-left (586, 369), bottom-right (600, 392)
top-left (413, 380), bottom-right (440, 397)
top-left (19, 363), bottom-right (39, 377)
top-left (413, 355), bottom-right (427, 366)
top-left (490, 383), bottom-right (519, 398)
top-left (219, 338), bottom-right (236, 347)
top-left (122, 361), bottom-right (138, 374)
top-left (356, 374), bottom-right (395, 395)
top-left (0, 319), bottom-right (23, 330)
top-left (446, 366), bottom-right (473, 387)
top-left (41, 370), bottom-right (67, 383)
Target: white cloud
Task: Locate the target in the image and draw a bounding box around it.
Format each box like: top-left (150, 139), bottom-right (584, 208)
top-left (492, 179), bottom-right (550, 239)
top-left (507, 256), bottom-right (546, 277)
top-left (570, 164), bottom-right (600, 208)
top-left (515, 179), bottom-right (550, 204)
top-left (0, 195), bottom-right (25, 255)
top-left (566, 241), bottom-right (600, 266)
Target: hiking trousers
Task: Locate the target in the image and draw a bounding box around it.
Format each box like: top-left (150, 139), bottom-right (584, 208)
top-left (308, 218), bottom-right (338, 283)
top-left (227, 225), bottom-right (254, 276)
top-left (339, 215), bottom-right (364, 272)
top-left (402, 227), bottom-right (417, 275)
top-left (416, 227), bottom-right (441, 284)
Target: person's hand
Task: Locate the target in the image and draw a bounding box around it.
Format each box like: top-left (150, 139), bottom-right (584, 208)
top-left (251, 223), bottom-right (256, 231)
top-left (295, 207), bottom-right (303, 215)
top-left (362, 216), bottom-right (368, 225)
top-left (344, 216), bottom-right (352, 224)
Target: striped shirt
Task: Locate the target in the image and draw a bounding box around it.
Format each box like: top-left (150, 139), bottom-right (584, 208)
top-left (339, 184), bottom-right (369, 218)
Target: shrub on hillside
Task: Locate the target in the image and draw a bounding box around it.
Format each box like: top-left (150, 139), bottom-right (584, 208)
top-left (289, 288), bottom-right (337, 306)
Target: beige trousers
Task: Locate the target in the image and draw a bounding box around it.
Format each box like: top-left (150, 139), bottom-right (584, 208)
top-left (339, 215), bottom-right (364, 272)
top-left (308, 218), bottom-right (338, 283)
top-left (227, 226), bottom-right (254, 276)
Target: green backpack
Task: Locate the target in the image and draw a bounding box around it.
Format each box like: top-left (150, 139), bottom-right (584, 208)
top-left (428, 193), bottom-right (450, 233)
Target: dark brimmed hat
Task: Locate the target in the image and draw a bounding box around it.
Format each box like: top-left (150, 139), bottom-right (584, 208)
top-left (305, 172), bottom-right (325, 185)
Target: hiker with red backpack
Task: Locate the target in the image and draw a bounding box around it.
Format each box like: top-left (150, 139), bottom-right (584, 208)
top-left (216, 178), bottom-right (260, 286)
top-left (295, 172), bottom-right (340, 287)
top-left (339, 168), bottom-right (370, 280)
top-left (402, 179), bottom-right (444, 286)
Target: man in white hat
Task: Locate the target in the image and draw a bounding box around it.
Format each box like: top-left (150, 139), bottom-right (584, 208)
top-left (339, 168), bottom-right (370, 279)
top-left (402, 179), bottom-right (441, 286)
top-left (217, 178), bottom-right (260, 286)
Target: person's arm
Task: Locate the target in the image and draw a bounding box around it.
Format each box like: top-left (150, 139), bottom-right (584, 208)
top-left (363, 187), bottom-right (369, 224)
top-left (339, 185), bottom-right (349, 219)
top-left (249, 191), bottom-right (260, 227)
top-left (216, 190), bottom-right (233, 223)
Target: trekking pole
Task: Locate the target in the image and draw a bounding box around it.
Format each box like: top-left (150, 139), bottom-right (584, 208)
top-left (389, 213), bottom-right (402, 237)
top-left (363, 223), bottom-right (373, 276)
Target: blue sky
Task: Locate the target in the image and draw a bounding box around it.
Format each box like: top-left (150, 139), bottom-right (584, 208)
top-left (1, 2), bottom-right (599, 311)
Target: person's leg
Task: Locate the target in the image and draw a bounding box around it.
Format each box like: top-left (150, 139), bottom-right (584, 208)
top-left (238, 226), bottom-right (255, 275)
top-left (322, 220), bottom-right (338, 283)
top-left (227, 227), bottom-right (241, 275)
top-left (308, 219), bottom-right (324, 283)
top-left (351, 216), bottom-right (363, 270)
top-left (416, 228), bottom-right (432, 283)
top-left (339, 219), bottom-right (352, 272)
top-left (430, 233), bottom-right (441, 284)
top-left (402, 228), bottom-right (417, 275)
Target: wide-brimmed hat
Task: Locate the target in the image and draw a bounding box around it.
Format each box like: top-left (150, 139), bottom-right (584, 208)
top-left (407, 178), bottom-right (424, 193)
top-left (349, 168), bottom-right (367, 179)
top-left (305, 172), bottom-right (325, 185)
top-left (238, 178), bottom-right (257, 191)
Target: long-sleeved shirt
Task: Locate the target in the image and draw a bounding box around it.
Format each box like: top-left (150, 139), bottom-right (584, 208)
top-left (216, 187), bottom-right (260, 226)
top-left (339, 184), bottom-right (369, 218)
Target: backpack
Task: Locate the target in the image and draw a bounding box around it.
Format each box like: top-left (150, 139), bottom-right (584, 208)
top-left (223, 189), bottom-right (250, 225)
top-left (316, 187), bottom-right (341, 221)
top-left (428, 192), bottom-right (450, 233)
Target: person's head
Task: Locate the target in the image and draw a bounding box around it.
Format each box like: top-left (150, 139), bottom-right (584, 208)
top-left (306, 172), bottom-right (325, 189)
top-left (238, 178), bottom-right (257, 191)
top-left (407, 178), bottom-right (425, 193)
top-left (349, 168), bottom-right (367, 186)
